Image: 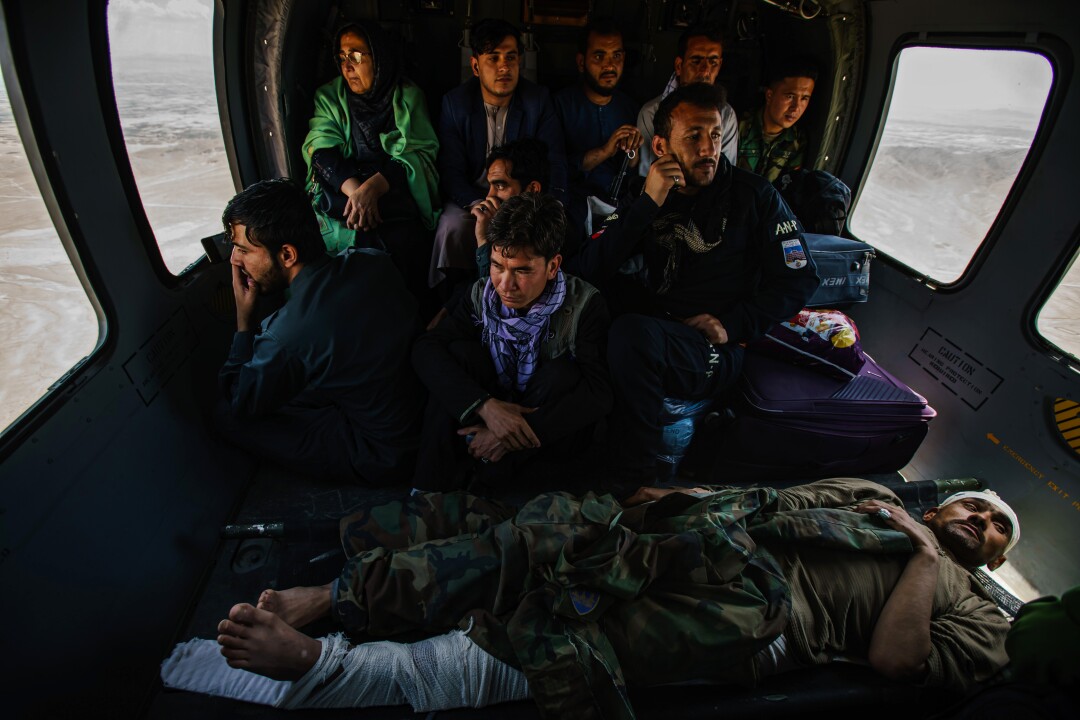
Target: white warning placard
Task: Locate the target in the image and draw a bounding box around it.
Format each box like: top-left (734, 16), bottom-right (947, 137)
top-left (909, 328), bottom-right (1003, 410)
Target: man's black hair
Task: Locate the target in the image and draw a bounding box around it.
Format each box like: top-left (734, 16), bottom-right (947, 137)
top-left (676, 24), bottom-right (724, 58)
top-left (485, 138), bottom-right (551, 192)
top-left (577, 17), bottom-right (623, 55)
top-left (486, 192), bottom-right (565, 261)
top-left (470, 18), bottom-right (521, 56)
top-left (654, 82), bottom-right (727, 140)
top-left (767, 55), bottom-right (819, 86)
top-left (222, 179), bottom-right (324, 264)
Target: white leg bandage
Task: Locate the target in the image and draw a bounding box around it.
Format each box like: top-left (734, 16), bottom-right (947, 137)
top-left (161, 631), bottom-right (529, 712)
top-left (282, 630), bottom-right (530, 711)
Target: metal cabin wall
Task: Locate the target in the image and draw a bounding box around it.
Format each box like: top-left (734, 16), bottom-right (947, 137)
top-left (0, 0), bottom-right (252, 714)
top-left (839, 0), bottom-right (1080, 594)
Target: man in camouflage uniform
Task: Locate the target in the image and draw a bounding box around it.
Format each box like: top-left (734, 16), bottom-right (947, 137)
top-left (210, 478), bottom-right (1018, 719)
top-left (737, 56), bottom-right (818, 183)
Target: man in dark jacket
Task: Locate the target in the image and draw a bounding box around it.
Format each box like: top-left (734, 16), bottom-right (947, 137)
top-left (429, 18), bottom-right (568, 290)
top-left (413, 192), bottom-right (610, 490)
top-left (571, 83), bottom-right (819, 488)
top-left (216, 179), bottom-right (422, 484)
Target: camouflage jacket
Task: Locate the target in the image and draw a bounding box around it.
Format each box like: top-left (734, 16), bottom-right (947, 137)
top-left (331, 481), bottom-right (930, 719)
top-left (737, 109), bottom-right (807, 183)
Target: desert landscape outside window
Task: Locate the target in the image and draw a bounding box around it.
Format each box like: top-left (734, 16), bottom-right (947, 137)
top-left (0, 78), bottom-right (99, 432)
top-left (1037, 253), bottom-right (1080, 360)
top-left (850, 47), bottom-right (1053, 283)
top-left (108, 0), bottom-right (236, 275)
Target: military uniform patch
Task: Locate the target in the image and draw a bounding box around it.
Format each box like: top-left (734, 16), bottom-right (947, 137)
top-left (782, 238), bottom-right (808, 269)
top-left (569, 588), bottom-right (601, 616)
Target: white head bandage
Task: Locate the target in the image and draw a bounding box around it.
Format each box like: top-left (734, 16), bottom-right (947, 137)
top-left (940, 490), bottom-right (1020, 555)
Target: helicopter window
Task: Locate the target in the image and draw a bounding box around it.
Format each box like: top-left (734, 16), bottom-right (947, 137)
top-left (849, 46), bottom-right (1052, 283)
top-left (1036, 251), bottom-right (1080, 361)
top-left (107, 0), bottom-right (236, 275)
top-left (0, 76), bottom-right (99, 433)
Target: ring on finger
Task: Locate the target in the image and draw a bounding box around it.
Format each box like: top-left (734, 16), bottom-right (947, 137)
top-left (876, 508), bottom-right (892, 521)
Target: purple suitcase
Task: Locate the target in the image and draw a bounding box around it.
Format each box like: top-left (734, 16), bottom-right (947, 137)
top-left (700, 350), bottom-right (936, 482)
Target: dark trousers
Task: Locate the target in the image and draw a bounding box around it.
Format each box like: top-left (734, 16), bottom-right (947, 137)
top-left (355, 216), bottom-right (438, 320)
top-left (607, 314), bottom-right (744, 485)
top-left (413, 340), bottom-right (583, 491)
top-left (214, 400), bottom-right (415, 485)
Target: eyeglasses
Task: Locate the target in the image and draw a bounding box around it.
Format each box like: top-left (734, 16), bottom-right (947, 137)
top-left (337, 50), bottom-right (370, 66)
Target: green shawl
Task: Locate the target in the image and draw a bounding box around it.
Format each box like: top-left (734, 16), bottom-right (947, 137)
top-left (303, 76), bottom-right (441, 252)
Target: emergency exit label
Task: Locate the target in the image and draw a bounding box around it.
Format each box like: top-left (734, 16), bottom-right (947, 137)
top-left (909, 328), bottom-right (1003, 410)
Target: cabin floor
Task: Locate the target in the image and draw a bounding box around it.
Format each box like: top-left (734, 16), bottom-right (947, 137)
top-left (146, 446), bottom-right (976, 719)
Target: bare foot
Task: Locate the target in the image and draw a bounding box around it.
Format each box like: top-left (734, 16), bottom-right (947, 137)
top-left (217, 603), bottom-right (322, 681)
top-left (256, 584), bottom-right (333, 628)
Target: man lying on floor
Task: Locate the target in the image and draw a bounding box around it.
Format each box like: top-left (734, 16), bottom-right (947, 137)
top-left (161, 479), bottom-right (1020, 718)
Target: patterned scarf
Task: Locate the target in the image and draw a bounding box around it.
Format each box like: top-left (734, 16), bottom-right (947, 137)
top-left (481, 271), bottom-right (567, 395)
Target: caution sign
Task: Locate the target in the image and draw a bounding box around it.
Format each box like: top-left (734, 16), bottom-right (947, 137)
top-left (909, 328), bottom-right (1003, 410)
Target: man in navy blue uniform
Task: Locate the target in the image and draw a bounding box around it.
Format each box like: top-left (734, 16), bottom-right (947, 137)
top-left (573, 83), bottom-right (818, 490)
top-left (217, 179), bottom-right (422, 484)
top-left (429, 18), bottom-right (568, 291)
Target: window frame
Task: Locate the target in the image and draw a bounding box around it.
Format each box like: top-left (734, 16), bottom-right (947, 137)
top-left (0, 1), bottom-right (111, 450)
top-left (849, 34), bottom-right (1061, 292)
top-left (102, 0), bottom-right (240, 282)
top-left (1030, 230), bottom-right (1080, 367)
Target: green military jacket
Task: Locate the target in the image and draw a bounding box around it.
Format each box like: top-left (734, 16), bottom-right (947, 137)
top-left (464, 483), bottom-right (918, 719)
top-left (737, 109), bottom-right (807, 183)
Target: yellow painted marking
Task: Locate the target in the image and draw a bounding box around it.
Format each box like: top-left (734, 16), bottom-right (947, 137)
top-left (1053, 398), bottom-right (1080, 458)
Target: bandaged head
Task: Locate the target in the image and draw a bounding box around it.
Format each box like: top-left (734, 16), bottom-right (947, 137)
top-left (940, 490), bottom-right (1020, 555)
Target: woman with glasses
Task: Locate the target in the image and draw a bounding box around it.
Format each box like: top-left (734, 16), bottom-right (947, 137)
top-left (303, 21), bottom-right (440, 307)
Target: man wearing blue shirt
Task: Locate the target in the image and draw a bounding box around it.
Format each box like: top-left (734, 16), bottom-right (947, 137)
top-left (218, 179), bottom-right (422, 484)
top-left (554, 19), bottom-right (642, 230)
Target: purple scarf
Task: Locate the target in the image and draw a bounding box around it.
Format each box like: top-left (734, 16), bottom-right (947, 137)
top-left (481, 271), bottom-right (567, 395)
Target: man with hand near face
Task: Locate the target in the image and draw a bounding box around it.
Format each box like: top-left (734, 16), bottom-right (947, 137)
top-left (554, 19), bottom-right (643, 227)
top-left (638, 25), bottom-right (738, 175)
top-left (430, 19), bottom-right (568, 292)
top-left (575, 83), bottom-right (818, 491)
top-left (469, 138), bottom-right (585, 278)
top-left (412, 192), bottom-right (611, 490)
top-left (217, 179), bottom-right (423, 484)
top-left (738, 56), bottom-right (818, 182)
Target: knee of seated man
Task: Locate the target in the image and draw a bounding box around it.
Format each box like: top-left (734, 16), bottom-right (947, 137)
top-left (608, 314), bottom-right (670, 364)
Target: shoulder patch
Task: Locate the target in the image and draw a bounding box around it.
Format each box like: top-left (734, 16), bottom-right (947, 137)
top-left (569, 588), bottom-right (601, 616)
top-left (781, 238), bottom-right (808, 269)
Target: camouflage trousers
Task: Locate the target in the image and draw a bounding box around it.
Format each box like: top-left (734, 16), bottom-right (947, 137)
top-left (332, 489), bottom-right (790, 720)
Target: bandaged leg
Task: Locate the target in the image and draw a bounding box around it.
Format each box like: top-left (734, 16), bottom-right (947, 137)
top-left (162, 630), bottom-right (529, 712)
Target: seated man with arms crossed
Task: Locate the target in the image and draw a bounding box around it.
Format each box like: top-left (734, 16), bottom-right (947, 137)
top-left (216, 179), bottom-right (422, 484)
top-left (413, 192), bottom-right (611, 490)
top-left (162, 481), bottom-right (1019, 717)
